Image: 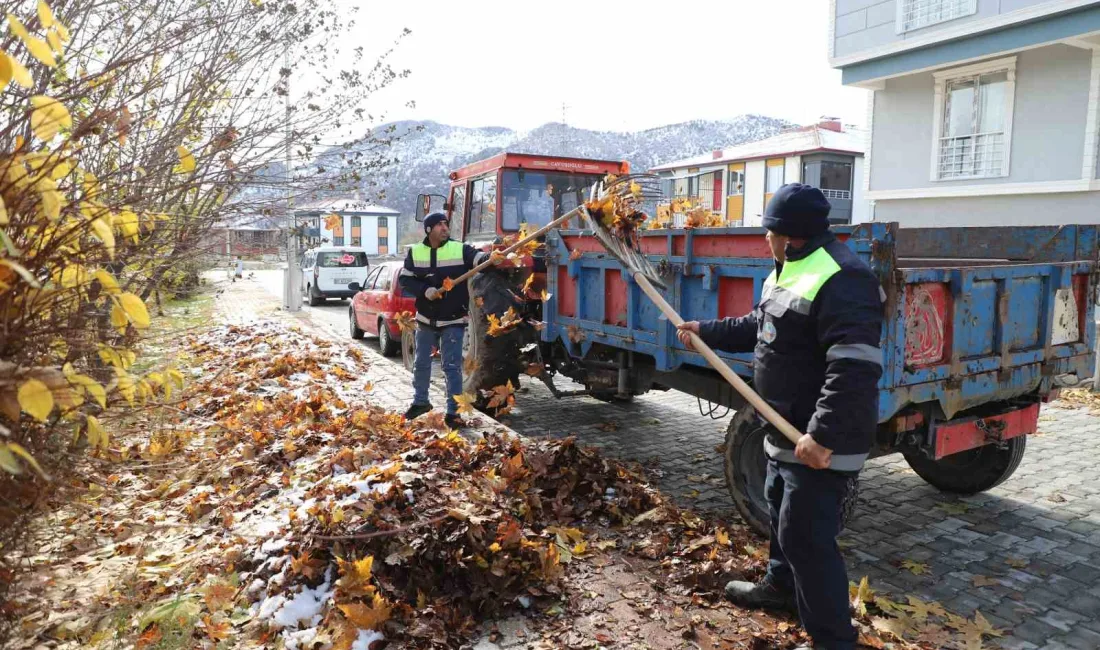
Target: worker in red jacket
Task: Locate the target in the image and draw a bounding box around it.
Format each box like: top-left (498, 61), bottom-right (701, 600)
top-left (678, 184), bottom-right (885, 650)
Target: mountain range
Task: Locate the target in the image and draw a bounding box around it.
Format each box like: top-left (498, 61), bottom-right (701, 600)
top-left (334, 115), bottom-right (795, 243)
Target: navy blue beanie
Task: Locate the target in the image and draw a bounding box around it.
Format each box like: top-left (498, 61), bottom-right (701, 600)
top-left (423, 211), bottom-right (449, 233)
top-left (762, 183), bottom-right (831, 238)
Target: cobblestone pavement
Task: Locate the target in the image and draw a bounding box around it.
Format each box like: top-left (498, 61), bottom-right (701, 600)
top-left (230, 272), bottom-right (1100, 649)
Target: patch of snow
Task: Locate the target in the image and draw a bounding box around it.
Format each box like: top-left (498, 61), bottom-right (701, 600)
top-left (257, 594), bottom-right (287, 619)
top-left (261, 538), bottom-right (290, 555)
top-left (404, 489), bottom-right (414, 504)
top-left (283, 627), bottom-right (317, 650)
top-left (352, 629), bottom-right (386, 650)
top-left (265, 575), bottom-right (334, 629)
top-left (247, 578), bottom-right (266, 596)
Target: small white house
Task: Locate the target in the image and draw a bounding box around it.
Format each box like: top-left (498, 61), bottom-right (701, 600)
top-left (650, 120), bottom-right (870, 227)
top-left (295, 198), bottom-right (400, 255)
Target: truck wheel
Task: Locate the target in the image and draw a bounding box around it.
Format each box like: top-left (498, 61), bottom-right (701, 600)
top-left (349, 307), bottom-right (365, 339)
top-left (308, 283), bottom-right (323, 306)
top-left (724, 407), bottom-right (771, 536)
top-left (463, 271), bottom-right (523, 403)
top-left (903, 436), bottom-right (1026, 493)
top-left (378, 318), bottom-right (399, 357)
top-left (724, 405), bottom-right (860, 537)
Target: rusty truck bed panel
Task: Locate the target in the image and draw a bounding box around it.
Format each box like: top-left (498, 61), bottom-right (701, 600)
top-left (542, 222), bottom-right (1098, 423)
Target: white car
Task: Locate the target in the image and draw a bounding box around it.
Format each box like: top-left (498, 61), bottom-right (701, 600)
top-left (300, 246), bottom-right (372, 306)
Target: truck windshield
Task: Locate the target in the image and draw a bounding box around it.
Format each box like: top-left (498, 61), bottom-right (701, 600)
top-left (500, 170), bottom-right (602, 231)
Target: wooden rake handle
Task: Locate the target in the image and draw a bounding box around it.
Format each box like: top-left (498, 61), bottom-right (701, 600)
top-left (632, 273), bottom-right (803, 445)
top-left (444, 206), bottom-right (585, 289)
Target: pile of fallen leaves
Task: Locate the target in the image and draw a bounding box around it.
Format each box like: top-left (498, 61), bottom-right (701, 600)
top-left (5, 320), bottom-right (1010, 650)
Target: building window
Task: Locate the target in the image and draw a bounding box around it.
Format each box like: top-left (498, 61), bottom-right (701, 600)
top-left (377, 216), bottom-right (388, 254)
top-left (819, 161), bottom-right (853, 199)
top-left (727, 169), bottom-right (744, 196)
top-left (897, 0), bottom-right (976, 34)
top-left (932, 56), bottom-right (1015, 181)
top-left (766, 164), bottom-right (785, 193)
top-left (333, 235), bottom-right (344, 246)
top-left (351, 216), bottom-right (361, 246)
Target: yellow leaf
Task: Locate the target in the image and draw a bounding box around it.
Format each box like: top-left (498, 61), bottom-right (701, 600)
top-left (338, 594), bottom-right (392, 630)
top-left (40, 188), bottom-right (60, 220)
top-left (0, 259), bottom-right (41, 288)
top-left (0, 195), bottom-right (7, 225)
top-left (453, 392), bottom-right (476, 415)
top-left (715, 528), bottom-right (729, 546)
top-left (68, 374), bottom-right (106, 408)
top-left (572, 541), bottom-right (588, 556)
top-left (0, 52), bottom-right (11, 89)
top-left (900, 559), bottom-right (930, 575)
top-left (86, 415), bottom-right (108, 451)
top-left (45, 28), bottom-right (61, 55)
top-left (176, 146), bottom-right (195, 174)
top-left (17, 378), bottom-right (53, 422)
top-left (3, 52), bottom-right (31, 88)
top-left (7, 14), bottom-right (29, 41)
top-left (6, 443), bottom-right (48, 480)
top-left (30, 96), bottom-right (71, 140)
top-left (488, 542), bottom-right (501, 553)
top-left (54, 21), bottom-right (69, 43)
top-left (92, 219), bottom-right (115, 258)
top-left (0, 446), bottom-right (22, 475)
top-left (37, 1), bottom-right (55, 28)
top-left (110, 302), bottom-right (129, 332)
top-left (116, 210), bottom-right (139, 243)
top-left (117, 292), bottom-right (150, 328)
top-left (22, 34), bottom-right (56, 67)
top-left (114, 369), bottom-right (135, 405)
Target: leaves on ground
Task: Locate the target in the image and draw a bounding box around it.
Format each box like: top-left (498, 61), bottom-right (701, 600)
top-left (900, 559), bottom-right (930, 575)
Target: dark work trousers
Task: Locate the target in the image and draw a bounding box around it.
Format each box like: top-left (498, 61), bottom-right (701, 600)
top-left (764, 458), bottom-right (857, 650)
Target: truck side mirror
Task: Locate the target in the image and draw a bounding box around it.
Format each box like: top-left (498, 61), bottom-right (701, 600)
top-left (415, 193), bottom-right (447, 222)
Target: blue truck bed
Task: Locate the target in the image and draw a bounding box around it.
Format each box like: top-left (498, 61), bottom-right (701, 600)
top-left (541, 222), bottom-right (1097, 424)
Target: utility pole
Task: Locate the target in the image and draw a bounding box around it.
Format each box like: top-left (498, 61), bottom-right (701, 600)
top-left (283, 49), bottom-right (301, 312)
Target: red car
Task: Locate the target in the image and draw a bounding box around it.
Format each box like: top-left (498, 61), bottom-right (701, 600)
top-left (349, 261), bottom-right (415, 356)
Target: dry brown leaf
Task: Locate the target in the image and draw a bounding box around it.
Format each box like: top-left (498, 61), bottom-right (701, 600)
top-left (339, 593), bottom-right (392, 630)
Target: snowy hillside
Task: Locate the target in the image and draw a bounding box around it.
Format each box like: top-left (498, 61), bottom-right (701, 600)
top-left (321, 115), bottom-right (795, 243)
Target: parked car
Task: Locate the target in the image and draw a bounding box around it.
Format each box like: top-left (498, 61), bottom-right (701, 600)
top-left (348, 261), bottom-right (415, 356)
top-left (300, 246), bottom-right (371, 306)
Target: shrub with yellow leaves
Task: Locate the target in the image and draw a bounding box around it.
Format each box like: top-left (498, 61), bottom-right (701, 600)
top-left (0, 0), bottom-right (416, 581)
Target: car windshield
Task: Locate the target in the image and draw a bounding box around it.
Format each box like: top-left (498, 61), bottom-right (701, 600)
top-left (317, 251), bottom-right (369, 267)
top-left (499, 170), bottom-right (603, 231)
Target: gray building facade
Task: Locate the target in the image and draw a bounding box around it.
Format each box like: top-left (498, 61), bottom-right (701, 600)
top-left (830, 0), bottom-right (1100, 225)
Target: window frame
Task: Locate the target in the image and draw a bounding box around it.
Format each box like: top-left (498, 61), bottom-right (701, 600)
top-left (363, 266), bottom-right (382, 290)
top-left (727, 169), bottom-right (745, 197)
top-left (373, 265), bottom-right (393, 291)
top-left (765, 163), bottom-right (785, 193)
top-left (896, 0), bottom-right (977, 34)
top-left (930, 55), bottom-right (1016, 182)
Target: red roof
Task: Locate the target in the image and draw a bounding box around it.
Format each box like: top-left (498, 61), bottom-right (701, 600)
top-left (451, 152), bottom-right (627, 182)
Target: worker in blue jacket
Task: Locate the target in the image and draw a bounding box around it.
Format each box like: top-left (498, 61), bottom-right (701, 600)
top-left (399, 211), bottom-right (502, 429)
top-left (677, 183), bottom-right (884, 650)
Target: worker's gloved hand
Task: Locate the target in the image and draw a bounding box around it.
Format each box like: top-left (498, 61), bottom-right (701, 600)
top-left (425, 287), bottom-right (442, 301)
top-left (795, 434), bottom-right (833, 470)
top-left (675, 321), bottom-right (701, 350)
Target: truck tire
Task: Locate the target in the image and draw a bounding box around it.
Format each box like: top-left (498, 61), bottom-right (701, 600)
top-left (724, 407), bottom-right (771, 536)
top-left (903, 436), bottom-right (1026, 493)
top-left (463, 271), bottom-right (523, 404)
top-left (724, 405), bottom-right (860, 537)
top-left (308, 283), bottom-right (324, 307)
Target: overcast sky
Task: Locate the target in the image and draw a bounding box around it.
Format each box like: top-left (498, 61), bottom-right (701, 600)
top-left (329, 0), bottom-right (868, 134)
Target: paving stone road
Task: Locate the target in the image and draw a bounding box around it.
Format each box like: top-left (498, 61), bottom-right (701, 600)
top-left (225, 271), bottom-right (1100, 649)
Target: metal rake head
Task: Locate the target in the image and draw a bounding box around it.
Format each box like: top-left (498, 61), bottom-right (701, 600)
top-left (580, 173), bottom-right (667, 290)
